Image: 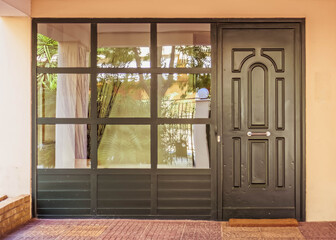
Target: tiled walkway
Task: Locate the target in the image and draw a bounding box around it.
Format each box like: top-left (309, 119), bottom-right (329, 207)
top-left (2, 219), bottom-right (336, 240)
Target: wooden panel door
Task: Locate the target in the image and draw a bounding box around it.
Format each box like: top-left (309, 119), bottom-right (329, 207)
top-left (220, 24), bottom-right (298, 220)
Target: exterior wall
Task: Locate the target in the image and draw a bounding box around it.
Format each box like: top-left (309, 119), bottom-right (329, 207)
top-left (0, 0), bottom-right (333, 221)
top-left (0, 17), bottom-right (31, 197)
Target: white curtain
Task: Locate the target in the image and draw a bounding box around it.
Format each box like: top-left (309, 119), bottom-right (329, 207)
top-left (55, 42), bottom-right (89, 168)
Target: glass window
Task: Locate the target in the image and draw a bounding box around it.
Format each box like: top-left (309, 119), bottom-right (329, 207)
top-left (97, 24), bottom-right (150, 68)
top-left (37, 24), bottom-right (90, 67)
top-left (158, 74), bottom-right (211, 118)
top-left (37, 74), bottom-right (90, 118)
top-left (157, 24), bottom-right (211, 68)
top-left (158, 124), bottom-right (210, 168)
top-left (37, 124), bottom-right (91, 169)
top-left (97, 74), bottom-right (150, 118)
top-left (98, 125), bottom-right (151, 168)
top-left (35, 21), bottom-right (213, 171)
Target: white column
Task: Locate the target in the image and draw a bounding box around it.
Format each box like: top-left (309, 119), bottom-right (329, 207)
top-left (193, 98), bottom-right (210, 168)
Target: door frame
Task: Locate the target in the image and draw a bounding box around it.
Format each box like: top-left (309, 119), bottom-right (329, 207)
top-left (216, 19), bottom-right (306, 221)
top-left (31, 18), bottom-right (305, 220)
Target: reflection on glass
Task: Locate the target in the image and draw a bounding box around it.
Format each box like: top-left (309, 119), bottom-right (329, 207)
top-left (158, 74), bottom-right (211, 118)
top-left (98, 125), bottom-right (150, 168)
top-left (37, 74), bottom-right (90, 118)
top-left (157, 24), bottom-right (211, 68)
top-left (37, 124), bottom-right (91, 168)
top-left (158, 124), bottom-right (210, 168)
top-left (97, 74), bottom-right (150, 118)
top-left (37, 24), bottom-right (90, 67)
top-left (97, 24), bottom-right (150, 68)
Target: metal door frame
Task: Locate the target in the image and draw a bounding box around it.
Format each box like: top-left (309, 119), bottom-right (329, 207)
top-left (31, 18), bottom-right (305, 220)
top-left (216, 20), bottom-right (306, 221)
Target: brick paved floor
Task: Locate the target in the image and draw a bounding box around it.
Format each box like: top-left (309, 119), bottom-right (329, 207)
top-left (2, 219), bottom-right (336, 240)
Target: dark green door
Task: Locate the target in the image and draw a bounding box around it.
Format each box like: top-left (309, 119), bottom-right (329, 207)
top-left (219, 23), bottom-right (299, 220)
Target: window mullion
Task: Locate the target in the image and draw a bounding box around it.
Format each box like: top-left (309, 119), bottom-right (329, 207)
top-left (150, 23), bottom-right (158, 215)
top-left (90, 23), bottom-right (98, 216)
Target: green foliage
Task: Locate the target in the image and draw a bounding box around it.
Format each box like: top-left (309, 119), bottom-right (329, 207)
top-left (37, 33), bottom-right (58, 67)
top-left (37, 34), bottom-right (58, 91)
top-left (37, 73), bottom-right (57, 91)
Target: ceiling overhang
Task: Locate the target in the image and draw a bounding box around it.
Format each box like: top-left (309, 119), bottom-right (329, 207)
top-left (0, 0), bottom-right (31, 16)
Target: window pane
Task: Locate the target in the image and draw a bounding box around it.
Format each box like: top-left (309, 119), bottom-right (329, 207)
top-left (158, 124), bottom-right (210, 168)
top-left (97, 74), bottom-right (150, 118)
top-left (97, 24), bottom-right (150, 68)
top-left (98, 125), bottom-right (150, 168)
top-left (157, 24), bottom-right (211, 68)
top-left (158, 74), bottom-right (210, 118)
top-left (37, 24), bottom-right (90, 67)
top-left (37, 124), bottom-right (91, 169)
top-left (37, 74), bottom-right (90, 118)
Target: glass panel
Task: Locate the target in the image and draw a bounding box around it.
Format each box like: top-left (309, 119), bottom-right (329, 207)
top-left (98, 125), bottom-right (150, 168)
top-left (37, 24), bottom-right (90, 67)
top-left (157, 24), bottom-right (211, 68)
top-left (97, 74), bottom-right (150, 118)
top-left (37, 74), bottom-right (90, 118)
top-left (37, 124), bottom-right (91, 169)
top-left (158, 74), bottom-right (211, 118)
top-left (97, 24), bottom-right (150, 68)
top-left (158, 124), bottom-right (210, 168)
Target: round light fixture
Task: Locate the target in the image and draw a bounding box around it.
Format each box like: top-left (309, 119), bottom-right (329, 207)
top-left (197, 88), bottom-right (209, 99)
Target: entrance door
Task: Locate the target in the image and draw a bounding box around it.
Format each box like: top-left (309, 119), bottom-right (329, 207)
top-left (219, 23), bottom-right (302, 220)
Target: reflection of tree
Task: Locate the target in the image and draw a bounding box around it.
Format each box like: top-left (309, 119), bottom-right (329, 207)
top-left (98, 47), bottom-right (150, 96)
top-left (159, 46), bottom-right (211, 98)
top-left (37, 34), bottom-right (58, 68)
top-left (97, 75), bottom-right (122, 148)
top-left (37, 36), bottom-right (211, 168)
top-left (36, 34), bottom-right (59, 168)
top-left (159, 73), bottom-right (210, 119)
top-left (132, 47), bottom-right (150, 95)
top-left (176, 46), bottom-right (211, 68)
top-left (98, 47), bottom-right (137, 68)
top-left (98, 125), bottom-right (150, 167)
top-left (158, 124), bottom-right (194, 167)
top-left (37, 34), bottom-right (58, 91)
top-left (158, 46), bottom-right (210, 167)
top-left (37, 36), bottom-right (150, 166)
top-left (96, 47), bottom-right (150, 156)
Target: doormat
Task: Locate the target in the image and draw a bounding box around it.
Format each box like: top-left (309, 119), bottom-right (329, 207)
top-left (228, 218), bottom-right (298, 227)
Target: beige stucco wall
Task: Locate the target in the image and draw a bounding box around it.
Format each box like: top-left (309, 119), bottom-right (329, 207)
top-left (0, 0), bottom-right (333, 221)
top-left (0, 17), bottom-right (31, 197)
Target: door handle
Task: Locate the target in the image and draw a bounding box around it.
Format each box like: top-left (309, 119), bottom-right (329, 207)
top-left (247, 131), bottom-right (271, 137)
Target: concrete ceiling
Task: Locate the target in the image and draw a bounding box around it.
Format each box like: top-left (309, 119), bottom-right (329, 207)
top-left (0, 0), bottom-right (31, 16)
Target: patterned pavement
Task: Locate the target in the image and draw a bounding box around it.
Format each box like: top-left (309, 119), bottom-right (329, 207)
top-left (2, 219), bottom-right (336, 240)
